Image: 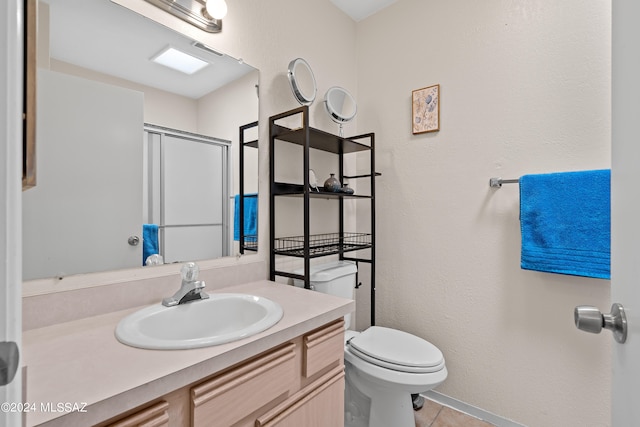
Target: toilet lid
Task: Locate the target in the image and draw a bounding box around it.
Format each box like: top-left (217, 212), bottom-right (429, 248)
top-left (347, 326), bottom-right (445, 373)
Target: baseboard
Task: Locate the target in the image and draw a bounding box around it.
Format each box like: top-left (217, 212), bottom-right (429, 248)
top-left (423, 391), bottom-right (527, 427)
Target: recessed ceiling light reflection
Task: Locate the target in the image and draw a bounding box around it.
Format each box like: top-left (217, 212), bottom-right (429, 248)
top-left (150, 46), bottom-right (210, 75)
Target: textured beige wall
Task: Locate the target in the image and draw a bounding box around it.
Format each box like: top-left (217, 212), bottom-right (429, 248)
top-left (104, 1), bottom-right (612, 425)
top-left (355, 1), bottom-right (612, 426)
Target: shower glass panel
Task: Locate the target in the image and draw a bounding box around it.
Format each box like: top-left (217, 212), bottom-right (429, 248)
top-left (145, 125), bottom-right (230, 263)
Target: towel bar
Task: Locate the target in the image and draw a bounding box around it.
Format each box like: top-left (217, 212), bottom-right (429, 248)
top-left (489, 177), bottom-right (519, 188)
top-left (158, 223), bottom-right (223, 228)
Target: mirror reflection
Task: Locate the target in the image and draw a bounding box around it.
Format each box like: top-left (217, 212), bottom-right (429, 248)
top-left (23, 0), bottom-right (259, 281)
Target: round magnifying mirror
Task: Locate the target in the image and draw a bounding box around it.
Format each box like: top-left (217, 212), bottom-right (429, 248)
top-left (324, 86), bottom-right (357, 124)
top-left (287, 58), bottom-right (317, 106)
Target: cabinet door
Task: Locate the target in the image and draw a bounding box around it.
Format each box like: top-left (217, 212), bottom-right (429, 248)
top-left (255, 367), bottom-right (345, 427)
top-left (303, 319), bottom-right (344, 379)
top-left (192, 344), bottom-right (296, 427)
top-left (104, 401), bottom-right (169, 427)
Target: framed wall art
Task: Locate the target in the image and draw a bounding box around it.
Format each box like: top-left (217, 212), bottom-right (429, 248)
top-left (412, 84), bottom-right (440, 134)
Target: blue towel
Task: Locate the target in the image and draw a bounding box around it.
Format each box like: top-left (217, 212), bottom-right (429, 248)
top-left (142, 224), bottom-right (159, 265)
top-left (520, 169), bottom-right (610, 279)
top-left (234, 194), bottom-right (258, 242)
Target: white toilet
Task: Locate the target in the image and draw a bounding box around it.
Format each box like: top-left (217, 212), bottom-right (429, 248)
top-left (294, 261), bottom-right (447, 427)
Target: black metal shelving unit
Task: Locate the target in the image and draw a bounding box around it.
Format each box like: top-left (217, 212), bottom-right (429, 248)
top-left (239, 121), bottom-right (259, 253)
top-left (269, 106), bottom-right (377, 326)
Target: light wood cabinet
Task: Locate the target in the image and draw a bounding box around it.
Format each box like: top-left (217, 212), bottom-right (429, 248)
top-left (192, 343), bottom-right (297, 427)
top-left (97, 319), bottom-right (345, 427)
top-left (256, 366), bottom-right (344, 427)
top-left (303, 319), bottom-right (344, 379)
top-left (97, 388), bottom-right (190, 427)
top-left (103, 401), bottom-right (169, 427)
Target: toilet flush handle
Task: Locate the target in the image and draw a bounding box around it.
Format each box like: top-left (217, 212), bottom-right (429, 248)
top-left (574, 303), bottom-right (627, 343)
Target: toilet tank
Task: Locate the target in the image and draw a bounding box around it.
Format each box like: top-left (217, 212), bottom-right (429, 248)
top-left (293, 261), bottom-right (357, 329)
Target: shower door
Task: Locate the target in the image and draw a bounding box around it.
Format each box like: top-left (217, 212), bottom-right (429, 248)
top-left (145, 126), bottom-right (230, 263)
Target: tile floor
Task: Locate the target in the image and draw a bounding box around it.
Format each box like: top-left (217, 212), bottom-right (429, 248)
top-left (414, 398), bottom-right (496, 427)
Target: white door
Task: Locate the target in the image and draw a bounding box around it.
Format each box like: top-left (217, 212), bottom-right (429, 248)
top-left (611, 0), bottom-right (640, 424)
top-left (22, 70), bottom-right (143, 279)
top-left (0, 1), bottom-right (24, 426)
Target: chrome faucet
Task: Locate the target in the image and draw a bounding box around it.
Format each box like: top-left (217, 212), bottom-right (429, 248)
top-left (162, 262), bottom-right (210, 307)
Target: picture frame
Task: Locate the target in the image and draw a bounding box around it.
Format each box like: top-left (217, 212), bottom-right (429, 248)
top-left (412, 84), bottom-right (440, 134)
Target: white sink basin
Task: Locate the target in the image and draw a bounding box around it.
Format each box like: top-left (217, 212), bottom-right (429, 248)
top-left (115, 293), bottom-right (284, 350)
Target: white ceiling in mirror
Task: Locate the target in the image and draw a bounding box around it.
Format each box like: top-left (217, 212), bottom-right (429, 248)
top-left (329, 0), bottom-right (399, 22)
top-left (44, 0), bottom-right (250, 99)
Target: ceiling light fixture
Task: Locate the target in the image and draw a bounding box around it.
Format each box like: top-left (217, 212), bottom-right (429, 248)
top-left (143, 0), bottom-right (224, 33)
top-left (151, 46), bottom-right (210, 75)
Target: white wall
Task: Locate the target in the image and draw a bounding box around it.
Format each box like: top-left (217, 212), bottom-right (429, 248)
top-left (197, 72), bottom-right (260, 254)
top-left (50, 59), bottom-right (199, 132)
top-left (356, 1), bottom-right (611, 426)
top-left (197, 70), bottom-right (260, 195)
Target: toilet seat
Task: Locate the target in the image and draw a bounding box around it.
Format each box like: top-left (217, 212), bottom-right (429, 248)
top-left (347, 326), bottom-right (445, 374)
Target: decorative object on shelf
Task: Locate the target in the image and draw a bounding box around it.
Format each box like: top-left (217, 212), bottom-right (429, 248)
top-left (412, 84), bottom-right (440, 134)
top-left (309, 169), bottom-right (320, 192)
top-left (340, 183), bottom-right (354, 194)
top-left (324, 173), bottom-right (341, 192)
top-left (324, 86), bottom-right (357, 136)
top-left (287, 58), bottom-right (317, 106)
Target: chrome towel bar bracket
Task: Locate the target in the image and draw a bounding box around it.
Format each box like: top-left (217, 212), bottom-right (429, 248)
top-left (489, 177), bottom-right (519, 188)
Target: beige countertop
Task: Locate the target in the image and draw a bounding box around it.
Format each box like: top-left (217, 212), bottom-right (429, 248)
top-left (22, 280), bottom-right (354, 427)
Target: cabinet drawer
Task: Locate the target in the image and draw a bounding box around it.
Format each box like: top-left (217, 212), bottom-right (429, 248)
top-left (303, 319), bottom-right (344, 378)
top-left (255, 366), bottom-right (345, 427)
top-left (104, 401), bottom-right (169, 427)
top-left (191, 343), bottom-right (296, 427)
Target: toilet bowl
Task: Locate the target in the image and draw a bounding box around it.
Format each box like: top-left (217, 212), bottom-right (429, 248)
top-left (294, 262), bottom-right (447, 427)
top-left (343, 327), bottom-right (447, 427)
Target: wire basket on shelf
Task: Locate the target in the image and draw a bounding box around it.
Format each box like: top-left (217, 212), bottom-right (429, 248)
top-left (274, 232), bottom-right (371, 257)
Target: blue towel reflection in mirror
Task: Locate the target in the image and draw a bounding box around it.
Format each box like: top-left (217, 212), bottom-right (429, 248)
top-left (142, 224), bottom-right (159, 265)
top-left (234, 194), bottom-right (258, 242)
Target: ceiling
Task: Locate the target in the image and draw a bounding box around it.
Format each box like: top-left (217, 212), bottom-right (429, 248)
top-left (44, 0), bottom-right (254, 99)
top-left (330, 0), bottom-right (399, 22)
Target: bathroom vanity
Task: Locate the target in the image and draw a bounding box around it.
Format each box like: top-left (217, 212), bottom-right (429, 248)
top-left (21, 281), bottom-right (353, 426)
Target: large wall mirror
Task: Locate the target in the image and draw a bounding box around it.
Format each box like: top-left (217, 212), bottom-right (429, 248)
top-left (23, 0), bottom-right (259, 281)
